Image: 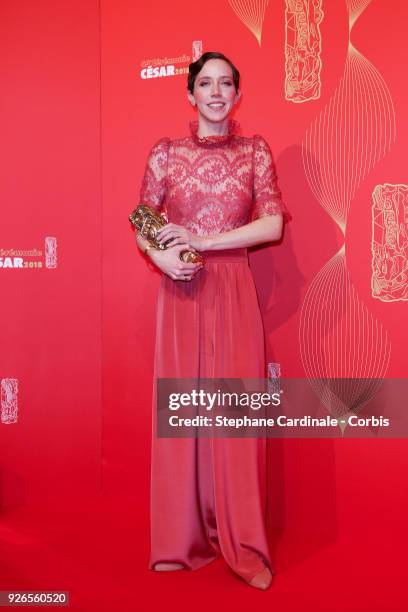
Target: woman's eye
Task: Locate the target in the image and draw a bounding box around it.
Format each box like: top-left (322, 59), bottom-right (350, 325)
top-left (222, 81), bottom-right (232, 86)
top-left (199, 82), bottom-right (209, 86)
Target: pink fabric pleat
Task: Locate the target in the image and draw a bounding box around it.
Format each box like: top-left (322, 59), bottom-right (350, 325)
top-left (149, 248), bottom-right (272, 582)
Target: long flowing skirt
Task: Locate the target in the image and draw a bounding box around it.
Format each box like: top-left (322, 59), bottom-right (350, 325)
top-left (149, 248), bottom-right (272, 582)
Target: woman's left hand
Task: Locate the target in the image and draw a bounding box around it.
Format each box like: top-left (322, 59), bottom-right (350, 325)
top-left (156, 223), bottom-right (206, 251)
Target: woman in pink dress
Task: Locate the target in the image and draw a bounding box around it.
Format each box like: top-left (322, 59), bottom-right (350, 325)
top-left (134, 52), bottom-right (289, 590)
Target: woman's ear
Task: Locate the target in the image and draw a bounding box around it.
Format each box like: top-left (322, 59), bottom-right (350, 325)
top-left (234, 89), bottom-right (241, 105)
top-left (187, 91), bottom-right (196, 106)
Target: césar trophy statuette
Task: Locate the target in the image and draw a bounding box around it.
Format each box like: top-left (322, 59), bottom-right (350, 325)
top-left (129, 204), bottom-right (204, 264)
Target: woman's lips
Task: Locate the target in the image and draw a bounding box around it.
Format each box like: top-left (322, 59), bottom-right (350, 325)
top-left (207, 102), bottom-right (226, 110)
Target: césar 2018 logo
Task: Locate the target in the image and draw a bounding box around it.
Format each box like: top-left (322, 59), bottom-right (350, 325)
top-left (0, 237), bottom-right (57, 269)
top-left (140, 41), bottom-right (202, 81)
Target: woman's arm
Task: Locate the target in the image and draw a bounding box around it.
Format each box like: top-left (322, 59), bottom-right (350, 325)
top-left (156, 134), bottom-right (288, 252)
top-left (155, 214), bottom-right (283, 251)
top-left (135, 231), bottom-right (203, 281)
top-left (132, 138), bottom-right (202, 281)
top-left (200, 214), bottom-right (283, 250)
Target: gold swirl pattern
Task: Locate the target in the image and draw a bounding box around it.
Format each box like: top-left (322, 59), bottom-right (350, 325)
top-left (299, 0), bottom-right (396, 429)
top-left (228, 0), bottom-right (269, 46)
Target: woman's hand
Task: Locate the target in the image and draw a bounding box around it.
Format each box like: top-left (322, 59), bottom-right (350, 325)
top-left (156, 223), bottom-right (207, 251)
top-left (149, 243), bottom-right (203, 281)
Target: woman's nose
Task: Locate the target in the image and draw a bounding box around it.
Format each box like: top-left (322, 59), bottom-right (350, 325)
top-left (211, 82), bottom-right (220, 96)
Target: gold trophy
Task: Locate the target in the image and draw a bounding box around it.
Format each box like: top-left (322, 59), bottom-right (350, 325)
top-left (129, 205), bottom-right (204, 264)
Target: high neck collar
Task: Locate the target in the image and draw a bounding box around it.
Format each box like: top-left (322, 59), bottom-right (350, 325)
top-left (189, 119), bottom-right (239, 148)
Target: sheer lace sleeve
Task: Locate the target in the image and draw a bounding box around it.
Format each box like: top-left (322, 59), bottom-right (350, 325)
top-left (139, 137), bottom-right (170, 212)
top-left (251, 134), bottom-right (291, 223)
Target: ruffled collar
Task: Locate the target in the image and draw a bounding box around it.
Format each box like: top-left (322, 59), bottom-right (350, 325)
top-left (189, 119), bottom-right (239, 147)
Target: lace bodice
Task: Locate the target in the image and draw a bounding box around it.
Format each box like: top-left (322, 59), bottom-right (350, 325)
top-left (138, 120), bottom-right (289, 236)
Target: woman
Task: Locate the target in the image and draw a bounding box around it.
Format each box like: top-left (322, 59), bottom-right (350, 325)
top-left (133, 51), bottom-right (289, 590)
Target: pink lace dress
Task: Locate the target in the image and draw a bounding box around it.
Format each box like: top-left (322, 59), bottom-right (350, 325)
top-left (138, 119), bottom-right (288, 581)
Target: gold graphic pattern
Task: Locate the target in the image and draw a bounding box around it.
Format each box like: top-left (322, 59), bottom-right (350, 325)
top-left (228, 0), bottom-right (269, 45)
top-left (285, 0), bottom-right (324, 102)
top-left (372, 184), bottom-right (408, 302)
top-left (299, 0), bottom-right (396, 428)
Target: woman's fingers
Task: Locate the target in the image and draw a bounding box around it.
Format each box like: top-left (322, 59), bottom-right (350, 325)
top-left (157, 224), bottom-right (182, 239)
top-left (180, 260), bottom-right (203, 271)
top-left (173, 244), bottom-right (195, 258)
top-left (167, 240), bottom-right (199, 252)
top-left (164, 237), bottom-right (185, 247)
top-left (170, 267), bottom-right (201, 282)
top-left (159, 234), bottom-right (182, 245)
top-left (165, 244), bottom-right (203, 282)
top-left (157, 227), bottom-right (195, 247)
top-left (174, 260), bottom-right (203, 281)
top-left (175, 265), bottom-right (201, 276)
top-left (157, 229), bottom-right (175, 240)
top-left (156, 223), bottom-right (172, 235)
top-left (157, 223), bottom-right (176, 233)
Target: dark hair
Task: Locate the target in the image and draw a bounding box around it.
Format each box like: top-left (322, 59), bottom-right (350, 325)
top-left (187, 51), bottom-right (240, 94)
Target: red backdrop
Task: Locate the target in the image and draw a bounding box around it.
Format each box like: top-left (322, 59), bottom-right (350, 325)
top-left (1, 1), bottom-right (407, 610)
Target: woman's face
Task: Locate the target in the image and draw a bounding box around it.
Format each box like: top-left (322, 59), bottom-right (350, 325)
top-left (188, 59), bottom-right (240, 125)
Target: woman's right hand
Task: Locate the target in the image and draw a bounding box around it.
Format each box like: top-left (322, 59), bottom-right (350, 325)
top-left (149, 244), bottom-right (203, 281)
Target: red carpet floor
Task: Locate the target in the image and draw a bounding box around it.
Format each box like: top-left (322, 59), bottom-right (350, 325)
top-left (0, 491), bottom-right (406, 612)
